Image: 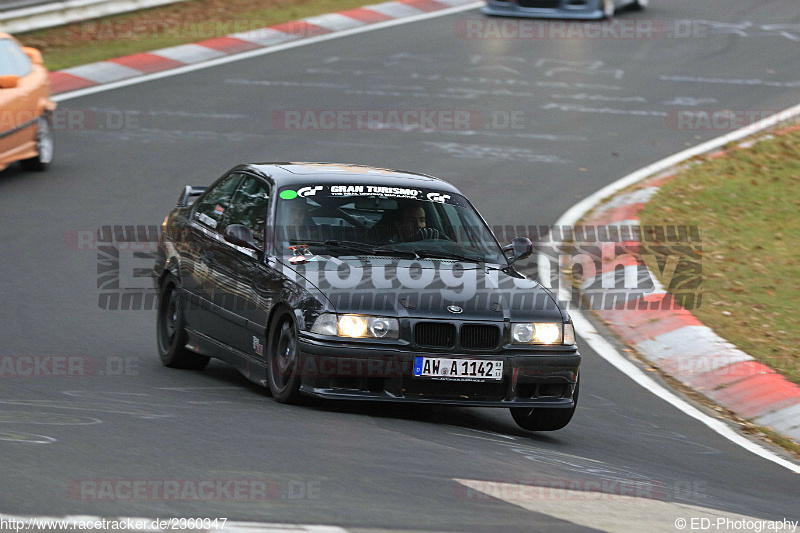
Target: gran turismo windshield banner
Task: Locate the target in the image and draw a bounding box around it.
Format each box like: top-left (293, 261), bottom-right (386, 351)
top-left (278, 184), bottom-right (468, 207)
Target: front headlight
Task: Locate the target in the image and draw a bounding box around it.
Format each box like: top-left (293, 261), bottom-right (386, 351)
top-left (311, 313), bottom-right (399, 340)
top-left (511, 322), bottom-right (565, 345)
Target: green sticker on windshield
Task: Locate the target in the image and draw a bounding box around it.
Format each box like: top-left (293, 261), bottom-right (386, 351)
top-left (280, 190), bottom-right (298, 200)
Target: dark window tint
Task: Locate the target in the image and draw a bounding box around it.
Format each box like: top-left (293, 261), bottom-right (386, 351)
top-left (193, 173), bottom-right (243, 230)
top-left (225, 176), bottom-right (270, 246)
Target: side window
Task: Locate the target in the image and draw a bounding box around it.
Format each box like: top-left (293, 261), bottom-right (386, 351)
top-left (224, 176), bottom-right (270, 245)
top-left (0, 40), bottom-right (18, 77)
top-left (193, 173), bottom-right (243, 231)
top-left (9, 42), bottom-right (31, 77)
top-left (0, 40), bottom-right (32, 77)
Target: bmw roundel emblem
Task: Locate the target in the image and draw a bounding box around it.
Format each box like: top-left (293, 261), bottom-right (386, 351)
top-left (447, 305), bottom-right (463, 314)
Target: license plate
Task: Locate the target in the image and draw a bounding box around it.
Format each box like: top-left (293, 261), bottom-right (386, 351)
top-left (413, 357), bottom-right (503, 381)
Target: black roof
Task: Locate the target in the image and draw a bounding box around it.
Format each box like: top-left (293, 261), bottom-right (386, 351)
top-left (239, 162), bottom-right (464, 195)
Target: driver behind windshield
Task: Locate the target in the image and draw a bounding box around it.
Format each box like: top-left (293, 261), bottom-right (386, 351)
top-left (390, 201), bottom-right (440, 242)
top-left (278, 197), bottom-right (312, 242)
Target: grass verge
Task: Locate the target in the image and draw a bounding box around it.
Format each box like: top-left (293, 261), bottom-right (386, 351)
top-left (638, 128), bottom-right (800, 385)
top-left (16, 0), bottom-right (381, 71)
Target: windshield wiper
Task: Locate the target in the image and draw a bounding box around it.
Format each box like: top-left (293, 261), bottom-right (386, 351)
top-left (412, 249), bottom-right (486, 263)
top-left (287, 240), bottom-right (416, 258)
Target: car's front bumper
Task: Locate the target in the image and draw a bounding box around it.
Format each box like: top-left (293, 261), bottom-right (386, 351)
top-left (482, 0), bottom-right (605, 20)
top-left (296, 335), bottom-right (580, 407)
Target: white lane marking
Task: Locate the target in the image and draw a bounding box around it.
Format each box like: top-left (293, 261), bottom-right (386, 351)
top-left (541, 102), bottom-right (667, 117)
top-left (660, 75), bottom-right (800, 88)
top-left (0, 431), bottom-right (57, 444)
top-left (453, 479), bottom-right (777, 533)
top-left (548, 101), bottom-right (800, 474)
top-left (51, 2), bottom-right (484, 102)
top-left (0, 411), bottom-right (103, 425)
top-left (423, 142), bottom-right (570, 163)
top-left (459, 427), bottom-right (518, 440)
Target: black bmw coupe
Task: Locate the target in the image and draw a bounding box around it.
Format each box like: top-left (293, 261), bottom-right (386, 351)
top-left (154, 163), bottom-right (581, 431)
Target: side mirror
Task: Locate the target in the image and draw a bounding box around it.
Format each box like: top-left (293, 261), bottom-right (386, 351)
top-left (502, 237), bottom-right (533, 264)
top-left (0, 75), bottom-right (19, 89)
top-left (224, 224), bottom-right (259, 250)
top-left (22, 47), bottom-right (44, 66)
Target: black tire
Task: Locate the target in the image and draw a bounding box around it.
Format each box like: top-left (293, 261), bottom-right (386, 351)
top-left (21, 116), bottom-right (54, 171)
top-left (157, 277), bottom-right (209, 369)
top-left (267, 312), bottom-right (304, 404)
top-left (510, 379), bottom-right (579, 432)
top-left (631, 0), bottom-right (648, 10)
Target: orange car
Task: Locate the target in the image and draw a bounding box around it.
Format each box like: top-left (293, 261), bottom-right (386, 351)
top-left (0, 33), bottom-right (56, 172)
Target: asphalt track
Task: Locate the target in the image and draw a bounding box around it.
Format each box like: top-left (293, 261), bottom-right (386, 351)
top-left (1, 1), bottom-right (800, 531)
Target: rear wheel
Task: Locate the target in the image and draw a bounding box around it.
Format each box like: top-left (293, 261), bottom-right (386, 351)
top-left (631, 0), bottom-right (648, 10)
top-left (510, 379), bottom-right (579, 431)
top-left (21, 116), bottom-right (54, 171)
top-left (157, 277), bottom-right (209, 369)
top-left (267, 313), bottom-right (304, 404)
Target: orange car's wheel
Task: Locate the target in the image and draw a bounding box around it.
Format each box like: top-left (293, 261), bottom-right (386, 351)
top-left (21, 117), bottom-right (54, 171)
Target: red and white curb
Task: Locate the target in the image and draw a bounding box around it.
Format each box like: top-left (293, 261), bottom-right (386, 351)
top-left (562, 121), bottom-right (800, 447)
top-left (47, 0), bottom-right (478, 95)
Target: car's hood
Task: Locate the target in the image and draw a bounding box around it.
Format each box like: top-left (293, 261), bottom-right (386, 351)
top-left (280, 256), bottom-right (565, 322)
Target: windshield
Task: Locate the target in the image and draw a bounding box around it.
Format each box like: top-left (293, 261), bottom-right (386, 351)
top-left (275, 183), bottom-right (506, 264)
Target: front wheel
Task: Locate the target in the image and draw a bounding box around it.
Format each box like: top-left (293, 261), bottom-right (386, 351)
top-left (510, 379), bottom-right (579, 431)
top-left (267, 313), bottom-right (304, 404)
top-left (21, 116), bottom-right (54, 171)
top-left (157, 278), bottom-right (209, 369)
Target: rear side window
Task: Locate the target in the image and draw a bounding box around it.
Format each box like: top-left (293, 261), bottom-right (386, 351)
top-left (193, 173), bottom-right (243, 230)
